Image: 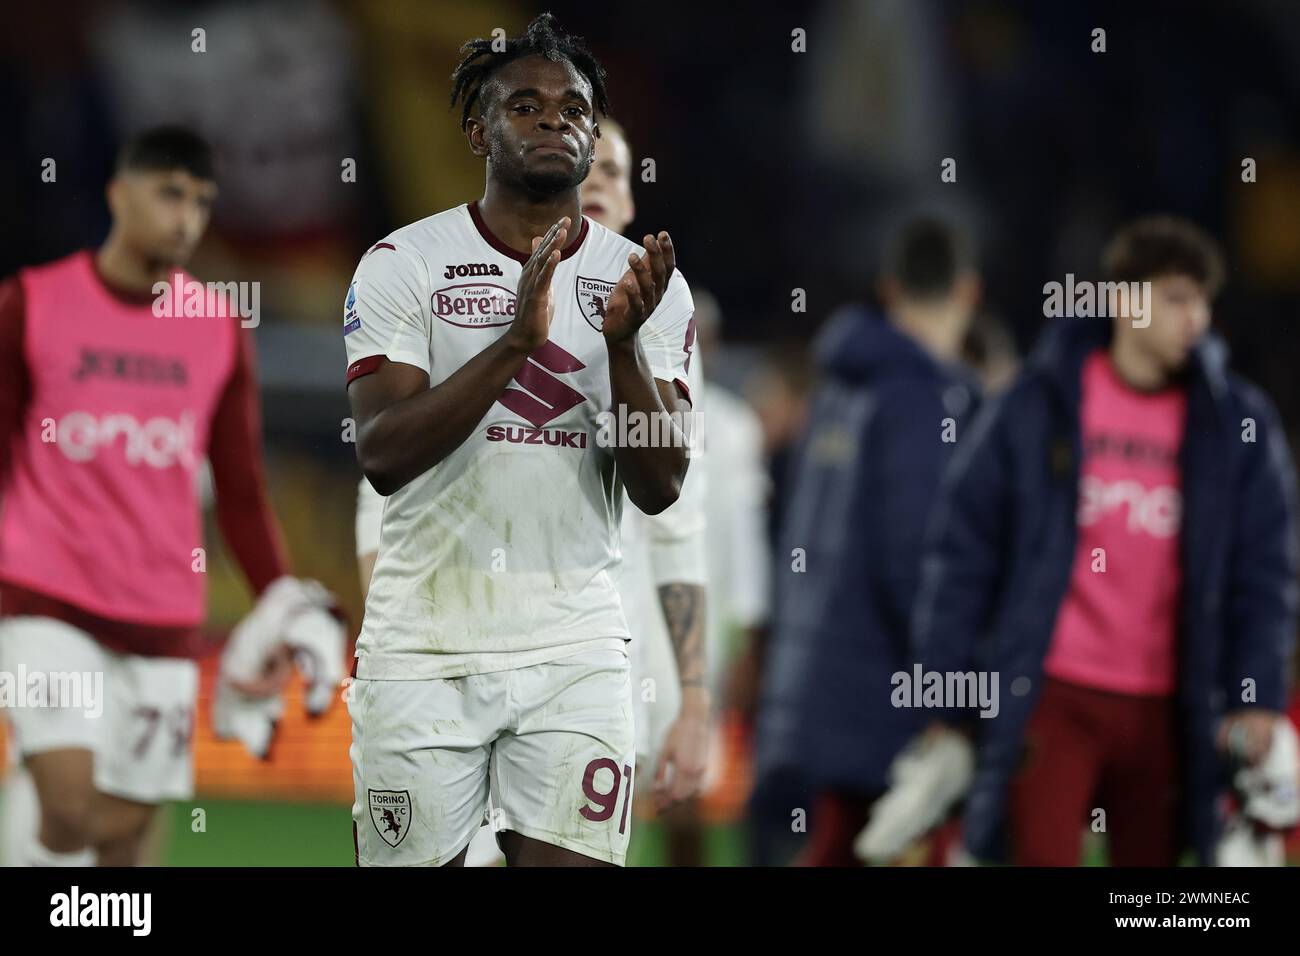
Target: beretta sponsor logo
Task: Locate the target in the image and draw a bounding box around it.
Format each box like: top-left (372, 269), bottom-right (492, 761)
top-left (432, 278), bottom-right (517, 328)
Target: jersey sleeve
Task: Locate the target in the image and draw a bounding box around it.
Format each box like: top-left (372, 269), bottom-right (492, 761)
top-left (209, 327), bottom-right (292, 595)
top-left (722, 407), bottom-right (771, 627)
top-left (343, 242), bottom-right (432, 384)
top-left (645, 454), bottom-right (709, 586)
top-left (0, 276), bottom-right (31, 491)
top-left (638, 268), bottom-right (696, 403)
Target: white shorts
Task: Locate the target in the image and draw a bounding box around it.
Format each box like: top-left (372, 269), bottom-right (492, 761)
top-left (350, 645), bottom-right (636, 866)
top-left (0, 617), bottom-right (198, 803)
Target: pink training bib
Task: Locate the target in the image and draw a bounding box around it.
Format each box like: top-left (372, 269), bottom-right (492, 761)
top-left (0, 251), bottom-right (238, 625)
top-left (1043, 350), bottom-right (1187, 696)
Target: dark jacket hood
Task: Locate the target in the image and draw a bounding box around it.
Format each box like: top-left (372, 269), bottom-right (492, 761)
top-left (1026, 315), bottom-right (1232, 409)
top-left (814, 305), bottom-right (961, 387)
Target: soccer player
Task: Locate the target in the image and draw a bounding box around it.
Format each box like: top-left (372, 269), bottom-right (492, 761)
top-left (351, 115), bottom-right (709, 866)
top-left (652, 289), bottom-right (771, 866)
top-left (913, 216), bottom-right (1298, 866)
top-left (753, 218), bottom-right (980, 866)
top-left (0, 127), bottom-right (300, 866)
top-left (343, 15), bottom-right (695, 867)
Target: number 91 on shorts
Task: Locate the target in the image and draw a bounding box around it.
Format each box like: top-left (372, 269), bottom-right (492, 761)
top-left (349, 645), bottom-right (636, 866)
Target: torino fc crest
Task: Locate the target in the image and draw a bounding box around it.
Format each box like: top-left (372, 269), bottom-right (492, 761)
top-left (576, 276), bottom-right (616, 332)
top-left (368, 789), bottom-right (411, 848)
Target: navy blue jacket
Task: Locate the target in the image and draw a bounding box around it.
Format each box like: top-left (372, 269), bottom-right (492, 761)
top-left (912, 316), bottom-right (1298, 864)
top-left (755, 307), bottom-right (978, 795)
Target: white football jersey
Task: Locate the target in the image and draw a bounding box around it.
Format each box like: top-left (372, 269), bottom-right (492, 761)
top-left (343, 202), bottom-right (696, 679)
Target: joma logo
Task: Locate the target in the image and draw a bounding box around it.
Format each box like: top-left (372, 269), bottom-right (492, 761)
top-left (73, 348), bottom-right (188, 386)
top-left (443, 262), bottom-right (504, 280)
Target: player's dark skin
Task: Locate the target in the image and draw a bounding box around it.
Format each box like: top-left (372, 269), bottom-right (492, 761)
top-left (349, 54), bottom-right (690, 866)
top-left (350, 55), bottom-right (690, 519)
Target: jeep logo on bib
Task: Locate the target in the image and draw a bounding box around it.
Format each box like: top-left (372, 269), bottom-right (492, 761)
top-left (368, 789), bottom-right (411, 848)
top-left (576, 276), bottom-right (616, 332)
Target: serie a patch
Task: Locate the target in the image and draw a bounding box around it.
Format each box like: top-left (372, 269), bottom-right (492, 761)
top-left (344, 280), bottom-right (361, 336)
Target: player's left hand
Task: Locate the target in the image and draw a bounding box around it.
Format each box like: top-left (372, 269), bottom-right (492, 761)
top-left (601, 231), bottom-right (675, 344)
top-left (1218, 709), bottom-right (1281, 765)
top-left (652, 685), bottom-right (709, 810)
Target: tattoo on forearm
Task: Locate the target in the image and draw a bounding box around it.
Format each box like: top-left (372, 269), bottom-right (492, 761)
top-left (658, 583), bottom-right (705, 687)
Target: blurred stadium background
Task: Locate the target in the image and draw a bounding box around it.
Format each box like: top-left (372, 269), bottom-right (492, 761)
top-left (2, 0), bottom-right (1300, 865)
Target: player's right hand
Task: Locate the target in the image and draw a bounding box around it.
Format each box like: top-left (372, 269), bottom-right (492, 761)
top-left (506, 216), bottom-right (569, 353)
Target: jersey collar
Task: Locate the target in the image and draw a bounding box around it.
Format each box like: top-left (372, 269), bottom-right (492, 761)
top-left (467, 200), bottom-right (589, 264)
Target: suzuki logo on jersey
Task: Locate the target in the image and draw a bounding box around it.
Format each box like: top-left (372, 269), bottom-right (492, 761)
top-left (576, 276), bottom-right (616, 332)
top-left (51, 410), bottom-right (199, 470)
top-left (432, 282), bottom-right (516, 328)
top-left (486, 425), bottom-right (589, 449)
top-left (443, 262), bottom-right (504, 280)
top-left (491, 341), bottom-right (589, 448)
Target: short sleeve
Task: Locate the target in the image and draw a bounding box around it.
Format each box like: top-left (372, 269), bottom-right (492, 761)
top-left (343, 241), bottom-right (431, 383)
top-left (645, 455), bottom-right (709, 586)
top-left (639, 268), bottom-right (696, 403)
top-left (713, 394), bottom-right (771, 626)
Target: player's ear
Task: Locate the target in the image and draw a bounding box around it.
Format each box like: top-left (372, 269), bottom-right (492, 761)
top-left (466, 116), bottom-right (490, 158)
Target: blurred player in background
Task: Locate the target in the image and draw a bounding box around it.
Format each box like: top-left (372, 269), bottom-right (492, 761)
top-left (753, 218), bottom-right (980, 866)
top-left (0, 128), bottom-right (306, 866)
top-left (580, 117), bottom-right (712, 863)
top-left (655, 289), bottom-right (773, 864)
top-left (343, 15), bottom-right (694, 867)
top-left (912, 216), bottom-right (1298, 865)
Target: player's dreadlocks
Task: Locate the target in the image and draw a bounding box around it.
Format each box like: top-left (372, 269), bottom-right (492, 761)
top-left (449, 13), bottom-right (610, 131)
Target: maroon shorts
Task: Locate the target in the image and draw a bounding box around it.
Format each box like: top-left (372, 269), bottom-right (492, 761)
top-left (797, 789), bottom-right (873, 867)
top-left (1007, 677), bottom-right (1181, 866)
top-left (797, 789), bottom-right (963, 866)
